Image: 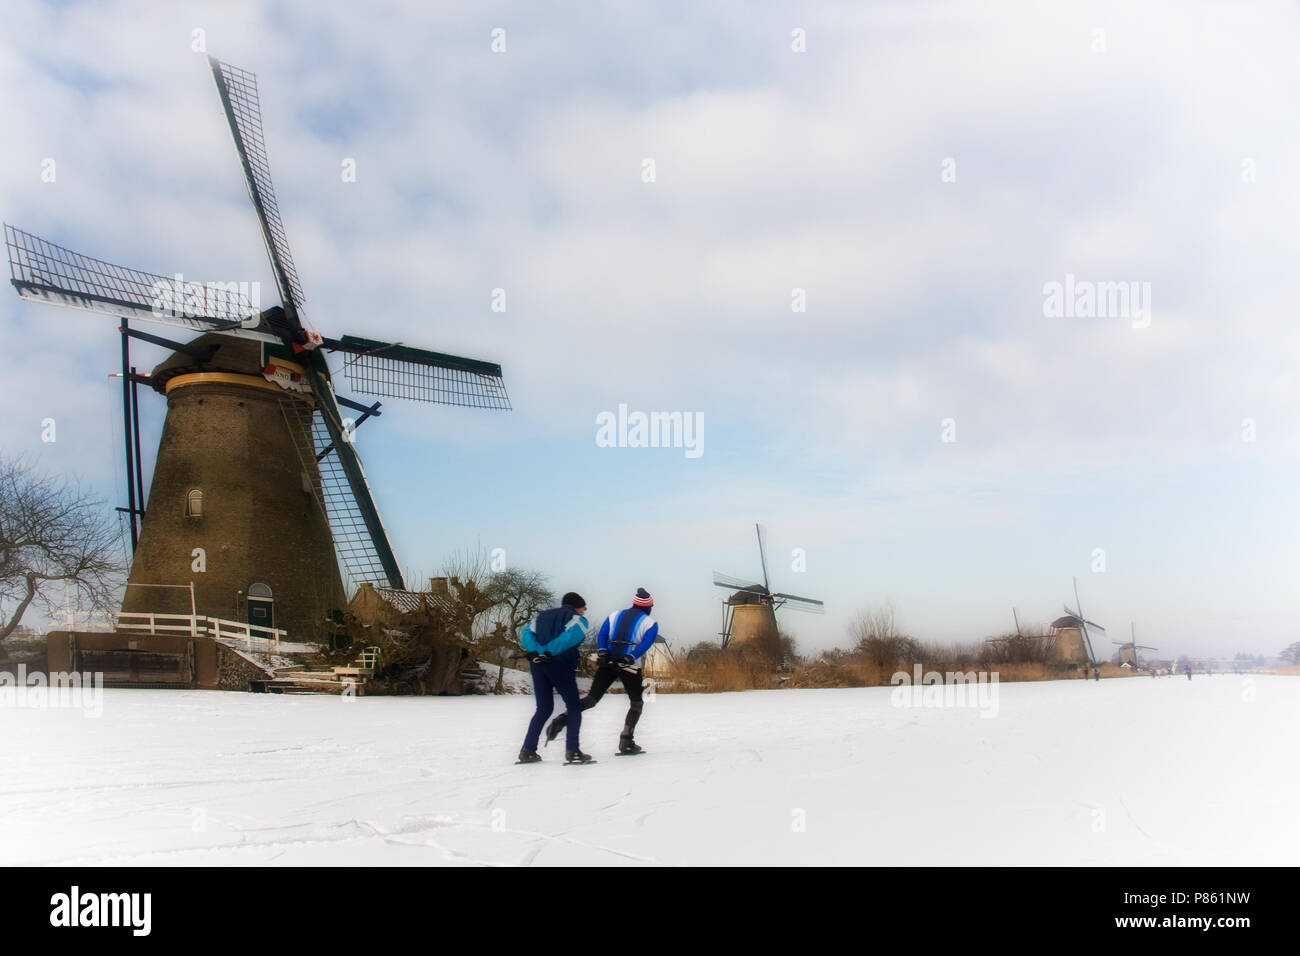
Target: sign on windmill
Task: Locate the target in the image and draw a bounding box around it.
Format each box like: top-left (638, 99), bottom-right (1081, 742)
top-left (712, 524), bottom-right (824, 660)
top-left (4, 57), bottom-right (511, 644)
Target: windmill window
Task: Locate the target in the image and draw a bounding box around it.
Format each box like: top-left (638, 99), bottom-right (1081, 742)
top-left (185, 489), bottom-right (203, 517)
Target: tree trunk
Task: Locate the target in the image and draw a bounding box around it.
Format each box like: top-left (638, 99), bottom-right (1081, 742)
top-left (421, 642), bottom-right (470, 695)
top-left (0, 573), bottom-right (40, 643)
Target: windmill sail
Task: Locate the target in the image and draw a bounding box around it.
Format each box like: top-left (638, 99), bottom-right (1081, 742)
top-left (712, 571), bottom-right (764, 591)
top-left (5, 224), bottom-right (263, 333)
top-left (771, 592), bottom-right (825, 612)
top-left (209, 57), bottom-right (304, 317)
top-left (302, 356), bottom-right (405, 590)
top-left (756, 524), bottom-right (770, 592)
top-left (325, 335), bottom-right (510, 409)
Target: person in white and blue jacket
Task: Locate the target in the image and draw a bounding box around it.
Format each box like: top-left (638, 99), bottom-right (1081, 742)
top-left (546, 587), bottom-right (658, 755)
top-left (518, 592), bottom-right (595, 765)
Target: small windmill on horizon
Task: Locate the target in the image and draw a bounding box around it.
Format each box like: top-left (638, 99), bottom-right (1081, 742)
top-left (712, 524), bottom-right (824, 658)
top-left (1113, 622), bottom-right (1157, 667)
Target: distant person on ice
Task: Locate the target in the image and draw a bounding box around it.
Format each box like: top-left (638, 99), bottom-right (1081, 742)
top-left (546, 587), bottom-right (659, 756)
top-left (517, 592), bottom-right (595, 765)
top-left (1185, 664), bottom-right (1193, 680)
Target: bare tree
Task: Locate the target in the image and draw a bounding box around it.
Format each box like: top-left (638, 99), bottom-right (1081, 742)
top-left (849, 601), bottom-right (921, 667)
top-left (979, 624), bottom-right (1051, 665)
top-left (1280, 641), bottom-right (1300, 666)
top-left (440, 550), bottom-right (553, 692)
top-left (480, 569), bottom-right (554, 691)
top-left (0, 456), bottom-right (125, 645)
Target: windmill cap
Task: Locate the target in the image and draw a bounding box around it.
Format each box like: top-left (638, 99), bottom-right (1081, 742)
top-left (633, 588), bottom-right (654, 607)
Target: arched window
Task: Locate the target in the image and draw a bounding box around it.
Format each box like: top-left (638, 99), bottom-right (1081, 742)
top-left (248, 583), bottom-right (273, 600)
top-left (185, 489), bottom-right (203, 517)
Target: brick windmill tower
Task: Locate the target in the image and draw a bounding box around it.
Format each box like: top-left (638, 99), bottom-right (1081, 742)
top-left (5, 57), bottom-right (510, 641)
top-left (1048, 578), bottom-right (1105, 668)
top-left (712, 524), bottom-right (824, 659)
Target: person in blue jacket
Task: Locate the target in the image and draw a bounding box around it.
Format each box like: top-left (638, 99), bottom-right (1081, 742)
top-left (547, 587), bottom-right (658, 755)
top-left (518, 592), bottom-right (595, 765)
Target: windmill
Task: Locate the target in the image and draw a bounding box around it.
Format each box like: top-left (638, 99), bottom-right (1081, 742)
top-left (1048, 577), bottom-right (1105, 666)
top-left (712, 524), bottom-right (823, 657)
top-left (5, 57), bottom-right (509, 642)
top-left (982, 607), bottom-right (1051, 659)
top-left (1112, 622), bottom-right (1157, 667)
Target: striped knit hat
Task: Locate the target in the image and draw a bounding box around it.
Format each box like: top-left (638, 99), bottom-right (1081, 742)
top-left (632, 587), bottom-right (654, 608)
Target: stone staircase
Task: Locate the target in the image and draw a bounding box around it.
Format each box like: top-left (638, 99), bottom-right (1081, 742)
top-left (250, 646), bottom-right (380, 695)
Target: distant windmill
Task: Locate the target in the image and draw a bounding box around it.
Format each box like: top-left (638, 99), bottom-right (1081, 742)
top-left (1112, 622), bottom-right (1157, 666)
top-left (982, 607), bottom-right (1050, 658)
top-left (1048, 577), bottom-right (1105, 666)
top-left (712, 524), bottom-right (824, 657)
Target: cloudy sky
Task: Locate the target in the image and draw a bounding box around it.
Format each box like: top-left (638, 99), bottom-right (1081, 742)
top-left (3, 0), bottom-right (1298, 658)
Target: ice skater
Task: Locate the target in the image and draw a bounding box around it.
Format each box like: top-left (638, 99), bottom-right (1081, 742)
top-left (1185, 664), bottom-right (1192, 680)
top-left (517, 592), bottom-right (596, 765)
top-left (546, 587), bottom-right (659, 756)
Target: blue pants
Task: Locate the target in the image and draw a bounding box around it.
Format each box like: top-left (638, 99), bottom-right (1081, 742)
top-left (524, 656), bottom-right (582, 751)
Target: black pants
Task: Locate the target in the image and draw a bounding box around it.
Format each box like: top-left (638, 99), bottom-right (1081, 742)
top-left (552, 661), bottom-right (644, 740)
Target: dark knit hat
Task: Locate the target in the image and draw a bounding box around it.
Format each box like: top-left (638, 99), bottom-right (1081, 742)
top-left (561, 592), bottom-right (586, 609)
top-left (632, 587), bottom-right (653, 608)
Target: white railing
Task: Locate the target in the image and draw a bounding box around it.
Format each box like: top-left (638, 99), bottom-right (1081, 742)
top-left (116, 612), bottom-right (201, 636)
top-left (206, 616), bottom-right (289, 654)
top-left (116, 612), bottom-right (288, 652)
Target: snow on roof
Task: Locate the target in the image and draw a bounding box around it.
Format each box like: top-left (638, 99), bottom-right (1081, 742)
top-left (368, 586), bottom-right (454, 615)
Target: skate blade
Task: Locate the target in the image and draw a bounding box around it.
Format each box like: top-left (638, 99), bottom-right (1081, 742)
top-left (615, 751), bottom-right (647, 756)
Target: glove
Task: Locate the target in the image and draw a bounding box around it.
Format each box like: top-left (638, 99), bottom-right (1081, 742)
top-left (596, 650), bottom-right (611, 666)
top-left (619, 655), bottom-right (636, 669)
top-left (530, 651), bottom-right (553, 664)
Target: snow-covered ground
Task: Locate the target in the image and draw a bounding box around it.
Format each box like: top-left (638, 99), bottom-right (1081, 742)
top-left (2, 675), bottom-right (1295, 865)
